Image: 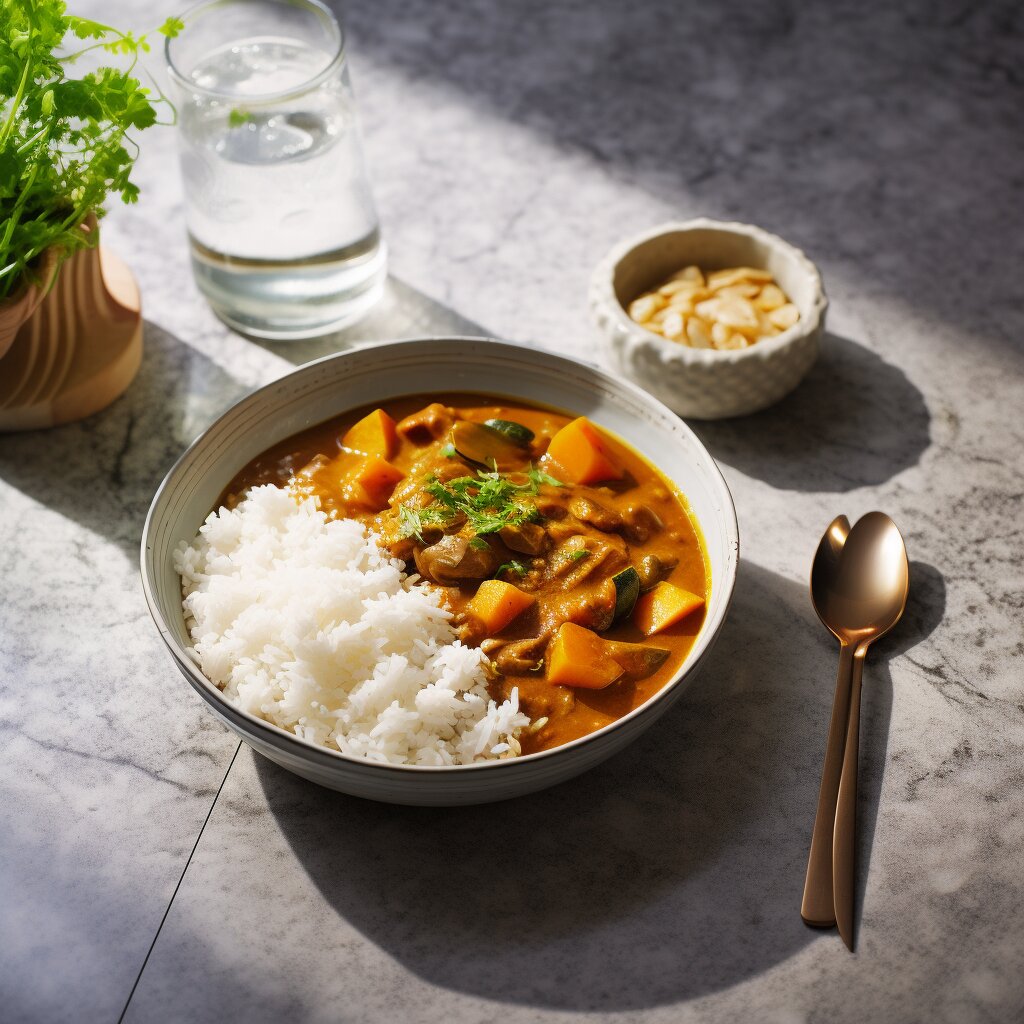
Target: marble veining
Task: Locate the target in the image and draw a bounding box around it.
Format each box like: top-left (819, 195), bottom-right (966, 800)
top-left (2, 0), bottom-right (1022, 1021)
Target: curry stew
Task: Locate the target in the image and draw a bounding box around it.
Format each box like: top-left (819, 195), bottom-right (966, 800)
top-left (224, 395), bottom-right (709, 754)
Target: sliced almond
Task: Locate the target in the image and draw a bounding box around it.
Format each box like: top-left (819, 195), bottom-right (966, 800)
top-left (662, 310), bottom-right (686, 340)
top-left (754, 283), bottom-right (786, 312)
top-left (658, 279), bottom-right (701, 298)
top-left (694, 297), bottom-right (722, 321)
top-left (686, 317), bottom-right (712, 349)
top-left (671, 265), bottom-right (705, 285)
top-left (715, 282), bottom-right (761, 299)
top-left (628, 294), bottom-right (662, 323)
top-left (715, 295), bottom-right (760, 331)
top-left (707, 266), bottom-right (773, 290)
top-left (711, 321), bottom-right (731, 347)
top-left (768, 303), bottom-right (800, 330)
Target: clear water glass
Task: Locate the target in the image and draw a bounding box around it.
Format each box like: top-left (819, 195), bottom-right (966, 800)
top-left (166, 0), bottom-right (386, 340)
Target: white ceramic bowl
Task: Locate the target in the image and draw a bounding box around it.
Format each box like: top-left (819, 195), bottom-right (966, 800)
top-left (141, 337), bottom-right (739, 805)
top-left (590, 218), bottom-right (828, 419)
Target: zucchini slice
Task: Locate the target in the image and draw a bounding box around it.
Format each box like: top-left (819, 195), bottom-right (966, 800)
top-left (612, 566), bottom-right (641, 620)
top-left (483, 418), bottom-right (535, 446)
top-left (604, 639), bottom-right (670, 679)
top-left (451, 420), bottom-right (524, 469)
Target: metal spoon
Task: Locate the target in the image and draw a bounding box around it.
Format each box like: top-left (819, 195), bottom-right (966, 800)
top-left (801, 515), bottom-right (853, 929)
top-left (802, 513), bottom-right (909, 948)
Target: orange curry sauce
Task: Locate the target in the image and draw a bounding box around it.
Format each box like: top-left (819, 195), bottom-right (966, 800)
top-left (222, 394), bottom-right (709, 754)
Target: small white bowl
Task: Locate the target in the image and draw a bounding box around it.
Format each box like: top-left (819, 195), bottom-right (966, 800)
top-left (141, 337), bottom-right (739, 806)
top-left (589, 218), bottom-right (828, 419)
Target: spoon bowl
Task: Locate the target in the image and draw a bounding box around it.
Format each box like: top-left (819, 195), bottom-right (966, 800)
top-left (818, 512), bottom-right (909, 644)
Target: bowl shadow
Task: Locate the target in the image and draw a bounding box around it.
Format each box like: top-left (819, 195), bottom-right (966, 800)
top-left (0, 321), bottom-right (248, 559)
top-left (254, 560), bottom-right (882, 1011)
top-left (691, 332), bottom-right (931, 492)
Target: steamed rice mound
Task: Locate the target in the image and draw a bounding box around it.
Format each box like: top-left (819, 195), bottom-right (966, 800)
top-left (174, 484), bottom-right (529, 765)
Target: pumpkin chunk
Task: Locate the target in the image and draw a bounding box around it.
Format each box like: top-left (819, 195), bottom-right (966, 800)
top-left (545, 417), bottom-right (623, 485)
top-left (342, 408), bottom-right (399, 460)
top-left (345, 456), bottom-right (405, 511)
top-left (546, 622), bottom-right (624, 689)
top-left (466, 579), bottom-right (536, 634)
top-left (632, 581), bottom-right (705, 635)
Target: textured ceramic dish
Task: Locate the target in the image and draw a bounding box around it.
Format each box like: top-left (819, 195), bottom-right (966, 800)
top-left (589, 218), bottom-right (828, 419)
top-left (141, 337), bottom-right (739, 806)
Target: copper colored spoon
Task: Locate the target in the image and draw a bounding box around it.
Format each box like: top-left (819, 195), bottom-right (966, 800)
top-left (802, 513), bottom-right (909, 949)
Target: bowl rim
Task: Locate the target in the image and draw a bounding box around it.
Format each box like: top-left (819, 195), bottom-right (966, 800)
top-left (140, 336), bottom-right (740, 774)
top-left (589, 216), bottom-right (828, 366)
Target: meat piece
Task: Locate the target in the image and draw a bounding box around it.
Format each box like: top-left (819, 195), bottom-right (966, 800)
top-left (620, 503), bottom-right (664, 543)
top-left (397, 403), bottom-right (454, 445)
top-left (546, 533), bottom-right (628, 585)
top-left (499, 521), bottom-right (548, 555)
top-left (414, 535), bottom-right (498, 584)
top-left (534, 497), bottom-right (567, 520)
top-left (545, 516), bottom-right (586, 541)
top-left (493, 637), bottom-right (547, 675)
top-left (569, 497), bottom-right (623, 533)
top-left (540, 578), bottom-right (617, 635)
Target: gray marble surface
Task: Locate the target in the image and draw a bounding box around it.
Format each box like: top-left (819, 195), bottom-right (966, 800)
top-left (2, 0), bottom-right (1022, 1021)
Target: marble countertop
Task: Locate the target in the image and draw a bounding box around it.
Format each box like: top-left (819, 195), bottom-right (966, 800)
top-left (2, 1), bottom-right (1022, 1021)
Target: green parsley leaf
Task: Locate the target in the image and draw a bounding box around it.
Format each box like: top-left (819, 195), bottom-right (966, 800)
top-left (0, 2), bottom-right (173, 299)
top-left (494, 560), bottom-right (529, 578)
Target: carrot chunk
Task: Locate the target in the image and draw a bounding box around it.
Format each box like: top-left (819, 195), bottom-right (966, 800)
top-left (546, 622), bottom-right (624, 689)
top-left (466, 579), bottom-right (536, 634)
top-left (632, 581), bottom-right (705, 635)
top-left (545, 417), bottom-right (623, 486)
top-left (345, 455), bottom-right (405, 511)
top-left (342, 409), bottom-right (399, 460)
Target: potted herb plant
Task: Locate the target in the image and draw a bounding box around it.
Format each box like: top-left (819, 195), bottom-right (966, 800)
top-left (0, 1), bottom-right (181, 357)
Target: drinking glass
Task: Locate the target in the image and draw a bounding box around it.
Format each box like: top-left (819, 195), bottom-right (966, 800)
top-left (166, 0), bottom-right (386, 339)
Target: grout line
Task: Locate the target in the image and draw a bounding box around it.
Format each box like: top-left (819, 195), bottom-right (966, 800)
top-left (116, 741), bottom-right (242, 1024)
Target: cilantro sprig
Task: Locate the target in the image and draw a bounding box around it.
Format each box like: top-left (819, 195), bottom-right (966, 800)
top-left (0, 1), bottom-right (180, 299)
top-left (399, 464), bottom-right (562, 543)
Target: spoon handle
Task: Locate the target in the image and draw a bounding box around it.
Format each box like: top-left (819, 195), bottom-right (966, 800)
top-left (801, 641), bottom-right (855, 927)
top-left (834, 644), bottom-right (867, 950)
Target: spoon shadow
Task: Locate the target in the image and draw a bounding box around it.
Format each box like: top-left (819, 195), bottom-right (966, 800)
top-left (854, 559), bottom-right (945, 935)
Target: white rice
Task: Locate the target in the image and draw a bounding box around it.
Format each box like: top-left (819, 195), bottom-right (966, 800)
top-left (174, 484), bottom-right (529, 765)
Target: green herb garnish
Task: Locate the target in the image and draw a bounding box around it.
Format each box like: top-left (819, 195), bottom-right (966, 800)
top-left (0, 3), bottom-right (180, 299)
top-left (468, 537), bottom-right (490, 551)
top-left (494, 559), bottom-right (529, 579)
top-left (526, 465), bottom-right (564, 488)
top-left (569, 549), bottom-right (590, 562)
top-left (398, 502), bottom-right (452, 543)
top-left (398, 463), bottom-right (563, 542)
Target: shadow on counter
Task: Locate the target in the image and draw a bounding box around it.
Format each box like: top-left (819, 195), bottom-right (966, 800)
top-left (251, 556), bottom-right (950, 1010)
top-left (0, 321), bottom-right (248, 559)
top-left (245, 276), bottom-right (488, 366)
top-left (691, 332), bottom-right (931, 493)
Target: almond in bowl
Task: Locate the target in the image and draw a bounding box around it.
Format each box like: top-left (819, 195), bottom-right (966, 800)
top-left (589, 219), bottom-right (828, 420)
top-left (628, 265), bottom-right (800, 351)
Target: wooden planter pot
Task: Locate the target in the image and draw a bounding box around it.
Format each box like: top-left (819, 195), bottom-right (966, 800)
top-left (0, 215), bottom-right (142, 432)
